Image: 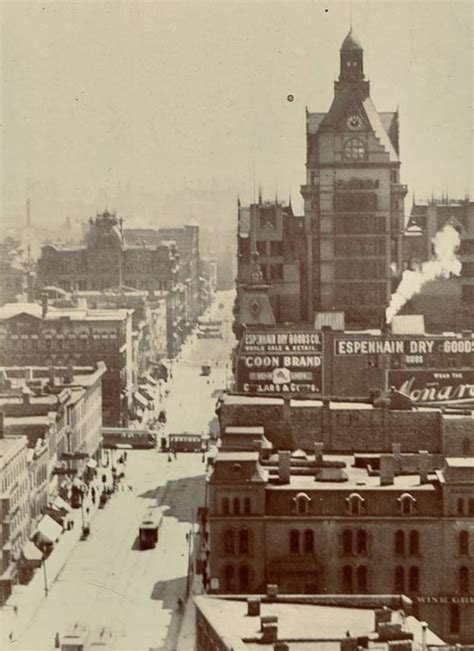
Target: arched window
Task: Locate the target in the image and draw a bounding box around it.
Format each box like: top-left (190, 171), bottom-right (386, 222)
top-left (394, 530), bottom-right (405, 556)
top-left (346, 493), bottom-right (365, 516)
top-left (398, 493), bottom-right (416, 516)
top-left (342, 565), bottom-right (353, 593)
top-left (222, 497), bottom-right (230, 515)
top-left (224, 565), bottom-right (235, 592)
top-left (459, 530), bottom-right (469, 556)
top-left (357, 565), bottom-right (368, 592)
top-left (239, 529), bottom-right (250, 555)
top-left (289, 529), bottom-right (300, 554)
top-left (224, 530), bottom-right (235, 555)
top-left (239, 565), bottom-right (250, 592)
top-left (243, 497), bottom-right (251, 515)
top-left (294, 492), bottom-right (311, 515)
top-left (343, 529), bottom-right (353, 556)
top-left (233, 497), bottom-right (241, 515)
top-left (304, 529), bottom-right (314, 554)
top-left (357, 530), bottom-right (367, 555)
top-left (394, 566), bottom-right (405, 592)
top-left (409, 530), bottom-right (420, 556)
top-left (409, 566), bottom-right (420, 593)
top-left (459, 566), bottom-right (469, 594)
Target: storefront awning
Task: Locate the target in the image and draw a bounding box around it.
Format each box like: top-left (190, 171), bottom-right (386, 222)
top-left (22, 540), bottom-right (43, 562)
top-left (134, 391), bottom-right (148, 409)
top-left (138, 386), bottom-right (154, 402)
top-left (86, 458), bottom-right (98, 469)
top-left (35, 515), bottom-right (62, 543)
top-left (53, 495), bottom-right (72, 513)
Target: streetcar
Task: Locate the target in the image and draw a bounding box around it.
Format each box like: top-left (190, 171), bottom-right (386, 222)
top-left (101, 428), bottom-right (156, 449)
top-left (139, 512), bottom-right (163, 549)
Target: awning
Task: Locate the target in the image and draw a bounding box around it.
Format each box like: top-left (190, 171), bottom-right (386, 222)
top-left (146, 375), bottom-right (158, 386)
top-left (22, 540), bottom-right (43, 562)
top-left (72, 477), bottom-right (87, 490)
top-left (86, 459), bottom-right (98, 469)
top-left (35, 515), bottom-right (62, 543)
top-left (53, 495), bottom-right (72, 513)
top-left (138, 387), bottom-right (154, 402)
top-left (134, 391), bottom-right (148, 409)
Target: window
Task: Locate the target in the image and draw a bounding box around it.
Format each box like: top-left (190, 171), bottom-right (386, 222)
top-left (270, 264), bottom-right (284, 280)
top-left (304, 529), bottom-right (314, 554)
top-left (256, 241), bottom-right (267, 257)
top-left (357, 530), bottom-right (367, 555)
top-left (450, 604), bottom-right (460, 635)
top-left (398, 493), bottom-right (416, 516)
top-left (459, 531), bottom-right (469, 556)
top-left (469, 499), bottom-right (474, 516)
top-left (394, 566), bottom-right (405, 592)
top-left (224, 565), bottom-right (235, 592)
top-left (462, 438), bottom-right (471, 455)
top-left (409, 531), bottom-right (420, 556)
top-left (342, 565), bottom-right (353, 593)
top-left (346, 493), bottom-right (365, 515)
top-left (290, 530), bottom-right (300, 554)
top-left (357, 566), bottom-right (368, 592)
top-left (224, 530), bottom-right (235, 555)
top-left (295, 493), bottom-right (311, 515)
top-left (239, 529), bottom-right (250, 555)
top-left (343, 138), bottom-right (366, 161)
top-left (243, 497), bottom-right (251, 515)
top-left (233, 498), bottom-right (241, 515)
top-left (222, 497), bottom-right (230, 515)
top-left (457, 498), bottom-right (465, 515)
top-left (459, 566), bottom-right (469, 594)
top-left (270, 241), bottom-right (283, 257)
top-left (239, 565), bottom-right (250, 592)
top-left (343, 529), bottom-right (353, 556)
top-left (409, 566), bottom-right (420, 593)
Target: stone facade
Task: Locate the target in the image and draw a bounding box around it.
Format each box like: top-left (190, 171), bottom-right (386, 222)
top-left (0, 302), bottom-right (131, 426)
top-left (206, 449), bottom-right (474, 643)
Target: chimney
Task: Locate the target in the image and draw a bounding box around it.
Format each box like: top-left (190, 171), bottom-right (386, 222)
top-left (41, 293), bottom-right (48, 318)
top-left (380, 454), bottom-right (395, 486)
top-left (22, 390), bottom-right (30, 405)
top-left (261, 616), bottom-right (278, 644)
top-left (375, 607), bottom-right (392, 629)
top-left (341, 637), bottom-right (358, 651)
top-left (314, 442), bottom-right (324, 465)
top-left (266, 584), bottom-right (278, 599)
top-left (274, 644), bottom-right (289, 651)
top-left (419, 450), bottom-right (429, 485)
top-left (48, 366), bottom-right (56, 386)
top-left (247, 597), bottom-right (261, 617)
top-left (24, 367), bottom-right (33, 382)
top-left (278, 451), bottom-right (291, 484)
top-left (392, 443), bottom-right (401, 458)
top-left (0, 411), bottom-right (4, 438)
top-left (421, 621), bottom-right (428, 651)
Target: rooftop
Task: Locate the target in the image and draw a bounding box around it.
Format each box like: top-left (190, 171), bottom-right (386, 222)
top-left (195, 596), bottom-right (444, 649)
top-left (0, 435), bottom-right (27, 459)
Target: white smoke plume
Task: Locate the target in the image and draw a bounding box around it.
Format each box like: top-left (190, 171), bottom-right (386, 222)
top-left (386, 223), bottom-right (462, 323)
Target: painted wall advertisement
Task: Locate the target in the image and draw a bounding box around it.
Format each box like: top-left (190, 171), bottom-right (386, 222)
top-left (237, 330), bottom-right (322, 394)
top-left (388, 369), bottom-right (474, 405)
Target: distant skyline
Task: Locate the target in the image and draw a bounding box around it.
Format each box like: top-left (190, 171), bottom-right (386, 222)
top-left (1, 0), bottom-right (472, 228)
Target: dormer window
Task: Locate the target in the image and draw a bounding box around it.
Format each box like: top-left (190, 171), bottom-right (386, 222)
top-left (346, 493), bottom-right (366, 516)
top-left (293, 492), bottom-right (311, 515)
top-left (398, 493), bottom-right (417, 516)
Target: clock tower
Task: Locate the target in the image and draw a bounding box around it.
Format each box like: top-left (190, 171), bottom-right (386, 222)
top-left (301, 30), bottom-right (407, 328)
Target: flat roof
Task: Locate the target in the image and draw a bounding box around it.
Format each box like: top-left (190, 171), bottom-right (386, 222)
top-left (445, 457), bottom-right (474, 468)
top-left (194, 597), bottom-right (444, 647)
top-left (216, 451), bottom-right (260, 462)
top-left (224, 426), bottom-right (265, 435)
top-left (0, 436), bottom-right (27, 457)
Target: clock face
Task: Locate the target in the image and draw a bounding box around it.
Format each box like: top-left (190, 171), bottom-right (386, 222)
top-left (347, 115), bottom-right (363, 131)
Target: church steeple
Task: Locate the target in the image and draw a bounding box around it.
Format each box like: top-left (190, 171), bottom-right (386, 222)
top-left (339, 29), bottom-right (364, 82)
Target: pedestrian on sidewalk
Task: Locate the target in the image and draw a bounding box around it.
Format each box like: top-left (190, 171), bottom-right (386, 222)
top-left (13, 605), bottom-right (18, 616)
top-left (167, 453), bottom-right (172, 462)
top-left (55, 632), bottom-right (60, 648)
top-left (201, 452), bottom-right (206, 463)
top-left (173, 449), bottom-right (177, 460)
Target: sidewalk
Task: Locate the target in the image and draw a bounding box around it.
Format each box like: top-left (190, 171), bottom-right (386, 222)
top-left (0, 465), bottom-right (115, 649)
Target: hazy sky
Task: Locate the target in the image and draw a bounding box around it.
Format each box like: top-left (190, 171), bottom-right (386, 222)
top-left (1, 0), bottom-right (472, 225)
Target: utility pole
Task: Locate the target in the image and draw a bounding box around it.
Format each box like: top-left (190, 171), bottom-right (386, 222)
top-left (185, 518), bottom-right (194, 599)
top-left (42, 556), bottom-right (48, 596)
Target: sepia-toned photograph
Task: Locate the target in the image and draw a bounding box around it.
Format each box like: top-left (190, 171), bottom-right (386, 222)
top-left (0, 1), bottom-right (473, 649)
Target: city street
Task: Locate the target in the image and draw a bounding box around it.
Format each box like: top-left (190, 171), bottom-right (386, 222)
top-left (6, 290), bottom-right (235, 651)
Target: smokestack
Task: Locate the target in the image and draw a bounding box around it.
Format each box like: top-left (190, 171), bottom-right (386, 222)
top-left (341, 637), bottom-right (358, 651)
top-left (41, 293), bottom-right (48, 318)
top-left (261, 616), bottom-right (278, 643)
top-left (278, 451), bottom-right (291, 484)
top-left (247, 597), bottom-right (260, 616)
top-left (380, 454), bottom-right (395, 486)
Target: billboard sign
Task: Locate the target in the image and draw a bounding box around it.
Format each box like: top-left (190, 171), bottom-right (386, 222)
top-left (335, 337), bottom-right (474, 367)
top-left (237, 330), bottom-right (322, 394)
top-left (388, 369), bottom-right (474, 405)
